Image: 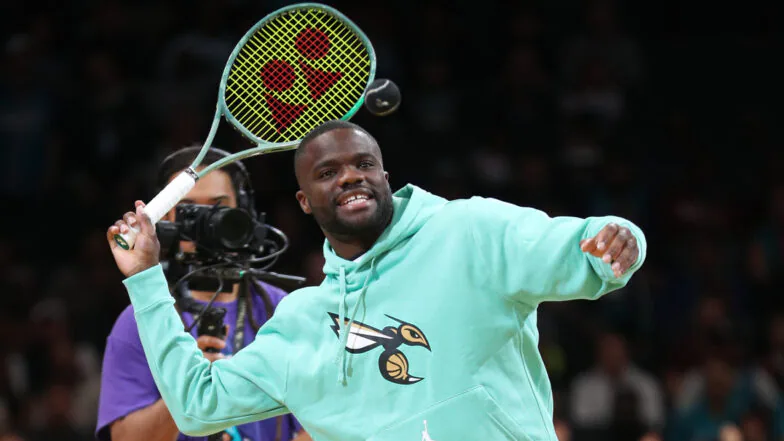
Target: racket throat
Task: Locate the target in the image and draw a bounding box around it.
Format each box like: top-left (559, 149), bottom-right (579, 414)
top-left (184, 167), bottom-right (200, 182)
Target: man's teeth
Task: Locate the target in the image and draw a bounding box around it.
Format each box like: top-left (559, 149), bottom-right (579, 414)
top-left (343, 195), bottom-right (369, 205)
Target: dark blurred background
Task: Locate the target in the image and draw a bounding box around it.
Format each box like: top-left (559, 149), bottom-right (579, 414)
top-left (0, 0), bottom-right (782, 440)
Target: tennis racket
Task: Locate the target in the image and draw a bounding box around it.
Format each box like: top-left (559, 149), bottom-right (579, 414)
top-left (115, 2), bottom-right (376, 250)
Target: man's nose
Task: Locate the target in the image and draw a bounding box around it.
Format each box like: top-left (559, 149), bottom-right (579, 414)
top-left (338, 166), bottom-right (364, 187)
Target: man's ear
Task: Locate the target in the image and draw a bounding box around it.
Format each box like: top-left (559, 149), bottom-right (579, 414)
top-left (295, 190), bottom-right (312, 214)
top-left (384, 171), bottom-right (389, 181)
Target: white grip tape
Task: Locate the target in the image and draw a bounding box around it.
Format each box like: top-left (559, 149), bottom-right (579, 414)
top-left (114, 171), bottom-right (197, 250)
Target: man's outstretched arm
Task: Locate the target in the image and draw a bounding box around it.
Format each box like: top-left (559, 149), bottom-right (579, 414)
top-left (464, 197), bottom-right (647, 305)
top-left (107, 202), bottom-right (292, 436)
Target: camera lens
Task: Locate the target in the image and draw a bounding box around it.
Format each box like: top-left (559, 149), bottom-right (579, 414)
top-left (207, 208), bottom-right (253, 249)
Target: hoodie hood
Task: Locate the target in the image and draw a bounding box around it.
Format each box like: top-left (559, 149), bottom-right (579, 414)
top-left (322, 183), bottom-right (448, 282)
top-left (320, 183), bottom-right (447, 384)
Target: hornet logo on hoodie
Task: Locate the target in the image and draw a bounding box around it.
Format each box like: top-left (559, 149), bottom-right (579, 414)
top-left (328, 312), bottom-right (431, 384)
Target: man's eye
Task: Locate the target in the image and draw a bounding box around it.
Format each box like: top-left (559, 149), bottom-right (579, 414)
top-left (359, 161), bottom-right (374, 168)
top-left (319, 170), bottom-right (335, 178)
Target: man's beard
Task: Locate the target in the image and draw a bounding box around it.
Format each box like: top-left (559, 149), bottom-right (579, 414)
top-left (314, 190), bottom-right (394, 239)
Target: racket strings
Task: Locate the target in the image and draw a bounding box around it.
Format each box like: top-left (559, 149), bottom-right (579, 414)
top-left (224, 7), bottom-right (371, 143)
top-left (302, 13), bottom-right (368, 120)
top-left (267, 11), bottom-right (369, 134)
top-left (228, 37), bottom-right (277, 127)
top-left (228, 22), bottom-right (313, 138)
top-left (250, 10), bottom-right (367, 129)
top-left (268, 11), bottom-right (370, 129)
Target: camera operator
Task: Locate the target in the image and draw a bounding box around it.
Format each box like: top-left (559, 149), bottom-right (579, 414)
top-left (95, 146), bottom-right (310, 441)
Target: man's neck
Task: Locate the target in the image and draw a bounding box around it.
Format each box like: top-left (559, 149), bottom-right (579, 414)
top-left (324, 222), bottom-right (390, 260)
top-left (326, 234), bottom-right (378, 260)
top-left (189, 283), bottom-right (241, 304)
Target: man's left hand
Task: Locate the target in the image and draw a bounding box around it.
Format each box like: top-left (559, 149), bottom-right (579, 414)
top-left (579, 222), bottom-right (638, 278)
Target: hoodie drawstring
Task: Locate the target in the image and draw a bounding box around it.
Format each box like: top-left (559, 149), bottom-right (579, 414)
top-left (334, 258), bottom-right (376, 385)
top-left (334, 266), bottom-right (347, 367)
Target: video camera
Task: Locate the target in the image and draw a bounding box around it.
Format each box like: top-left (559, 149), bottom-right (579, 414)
top-left (158, 202), bottom-right (305, 291)
top-left (157, 203), bottom-right (267, 263)
top-left (157, 202), bottom-right (305, 338)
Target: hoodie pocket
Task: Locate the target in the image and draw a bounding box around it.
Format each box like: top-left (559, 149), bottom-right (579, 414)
top-left (367, 385), bottom-right (526, 441)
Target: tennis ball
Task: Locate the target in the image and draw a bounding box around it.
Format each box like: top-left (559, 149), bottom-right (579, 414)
top-left (364, 79), bottom-right (401, 116)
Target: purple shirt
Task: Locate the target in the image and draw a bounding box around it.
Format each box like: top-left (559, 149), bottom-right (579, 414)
top-left (96, 282), bottom-right (302, 441)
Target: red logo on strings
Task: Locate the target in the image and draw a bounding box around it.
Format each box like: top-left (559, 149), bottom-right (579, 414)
top-left (258, 27), bottom-right (343, 133)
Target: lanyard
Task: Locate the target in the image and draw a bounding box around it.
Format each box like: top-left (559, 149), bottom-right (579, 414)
top-left (232, 282), bottom-right (248, 353)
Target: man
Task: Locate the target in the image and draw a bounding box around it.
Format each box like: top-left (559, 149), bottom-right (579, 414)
top-left (106, 121), bottom-right (647, 441)
top-left (96, 147), bottom-right (309, 441)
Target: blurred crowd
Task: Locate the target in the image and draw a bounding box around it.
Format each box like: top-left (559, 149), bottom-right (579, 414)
top-left (0, 0), bottom-right (781, 440)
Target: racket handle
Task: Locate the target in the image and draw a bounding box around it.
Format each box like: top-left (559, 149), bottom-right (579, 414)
top-left (114, 170), bottom-right (198, 250)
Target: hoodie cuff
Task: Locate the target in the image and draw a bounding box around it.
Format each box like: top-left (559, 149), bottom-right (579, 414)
top-left (122, 264), bottom-right (173, 313)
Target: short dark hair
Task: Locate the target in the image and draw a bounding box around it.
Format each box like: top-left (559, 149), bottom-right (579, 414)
top-left (294, 119), bottom-right (376, 165)
top-left (157, 145), bottom-right (246, 198)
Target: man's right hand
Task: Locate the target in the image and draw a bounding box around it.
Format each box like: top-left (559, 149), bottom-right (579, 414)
top-left (107, 201), bottom-right (161, 278)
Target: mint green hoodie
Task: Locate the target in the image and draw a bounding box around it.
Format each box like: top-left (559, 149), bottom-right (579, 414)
top-left (124, 183), bottom-right (646, 441)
